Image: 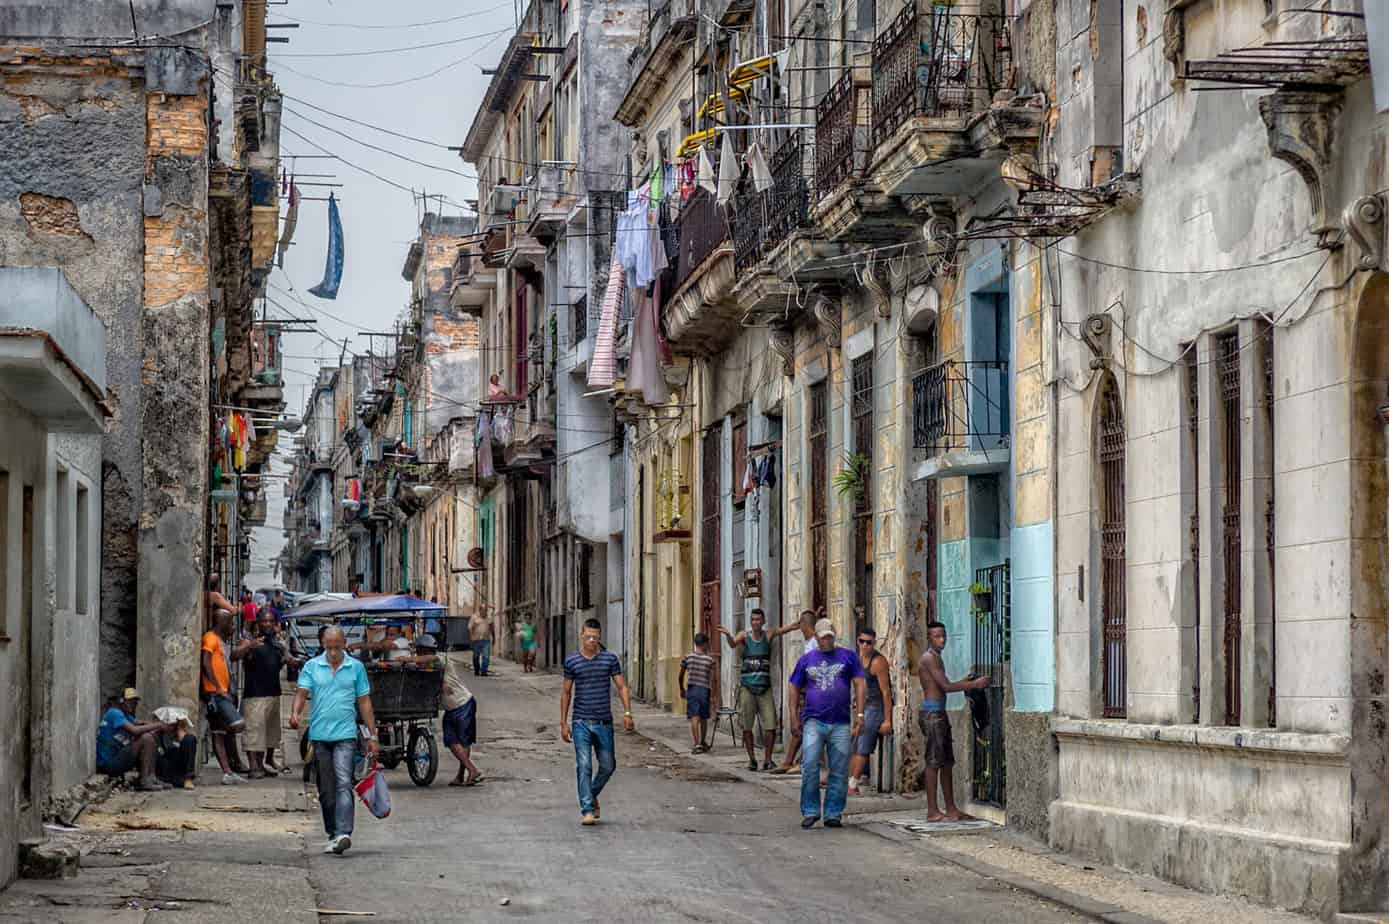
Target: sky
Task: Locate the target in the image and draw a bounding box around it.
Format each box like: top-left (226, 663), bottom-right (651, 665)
top-left (243, 0), bottom-right (507, 588)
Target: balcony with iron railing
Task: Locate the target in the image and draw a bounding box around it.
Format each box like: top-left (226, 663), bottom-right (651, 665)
top-left (868, 5), bottom-right (1036, 199)
top-left (448, 248), bottom-right (493, 314)
top-left (731, 130), bottom-right (851, 322)
top-left (910, 359), bottom-right (1010, 479)
top-left (525, 163), bottom-right (576, 241)
top-left (663, 184), bottom-right (741, 351)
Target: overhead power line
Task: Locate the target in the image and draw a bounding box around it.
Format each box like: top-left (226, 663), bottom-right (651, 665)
top-left (268, 24), bottom-right (514, 57)
top-left (275, 2), bottom-right (513, 29)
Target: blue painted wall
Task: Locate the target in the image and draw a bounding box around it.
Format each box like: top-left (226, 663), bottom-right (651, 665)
top-left (1009, 521), bottom-right (1054, 712)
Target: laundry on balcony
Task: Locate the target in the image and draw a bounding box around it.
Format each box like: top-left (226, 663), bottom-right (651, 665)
top-left (587, 253), bottom-right (626, 388)
top-left (745, 142), bottom-right (773, 193)
top-left (615, 188), bottom-right (666, 288)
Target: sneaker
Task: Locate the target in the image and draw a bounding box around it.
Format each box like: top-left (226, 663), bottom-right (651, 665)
top-left (847, 778), bottom-right (861, 795)
top-left (761, 760), bottom-right (775, 772)
top-left (800, 816), bottom-right (819, 829)
top-left (331, 834), bottom-right (352, 855)
top-left (580, 814), bottom-right (597, 826)
top-left (181, 780), bottom-right (196, 791)
top-left (322, 839), bottom-right (338, 854)
top-left (221, 772), bottom-right (247, 785)
top-left (136, 778), bottom-right (170, 792)
top-left (824, 818), bottom-right (843, 828)
top-left (248, 769), bottom-right (267, 780)
top-left (748, 759), bottom-right (758, 771)
top-left (593, 799), bottom-right (600, 820)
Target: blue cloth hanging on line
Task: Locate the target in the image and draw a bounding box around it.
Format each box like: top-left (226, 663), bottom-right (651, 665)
top-left (309, 192), bottom-right (344, 300)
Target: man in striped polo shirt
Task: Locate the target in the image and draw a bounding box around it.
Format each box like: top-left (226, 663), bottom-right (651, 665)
top-left (561, 618), bottom-right (635, 826)
top-left (679, 634), bottom-right (716, 754)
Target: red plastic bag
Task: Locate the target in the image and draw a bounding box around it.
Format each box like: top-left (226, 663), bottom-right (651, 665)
top-left (354, 759), bottom-right (391, 819)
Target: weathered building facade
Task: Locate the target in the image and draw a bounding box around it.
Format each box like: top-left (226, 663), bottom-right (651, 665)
top-left (459, 0), bottom-right (643, 666)
top-left (1040, 1), bottom-right (1389, 918)
top-left (0, 0), bottom-right (281, 888)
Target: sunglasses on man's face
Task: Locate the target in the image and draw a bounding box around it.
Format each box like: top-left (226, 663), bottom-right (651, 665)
top-left (857, 638), bottom-right (874, 645)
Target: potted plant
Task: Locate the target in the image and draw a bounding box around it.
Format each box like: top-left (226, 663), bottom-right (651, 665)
top-left (969, 581), bottom-right (993, 615)
top-left (833, 452), bottom-right (870, 501)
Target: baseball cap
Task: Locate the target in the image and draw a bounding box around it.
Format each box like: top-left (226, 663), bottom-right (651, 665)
top-left (814, 618), bottom-right (835, 639)
top-left (416, 634), bottom-right (439, 650)
top-left (123, 687), bottom-right (140, 701)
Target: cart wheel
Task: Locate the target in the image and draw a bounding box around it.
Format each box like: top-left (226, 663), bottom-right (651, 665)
top-left (407, 728), bottom-right (437, 787)
top-left (379, 751), bottom-right (402, 770)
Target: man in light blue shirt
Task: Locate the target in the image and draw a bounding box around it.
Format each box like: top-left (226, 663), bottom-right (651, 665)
top-left (290, 626), bottom-right (379, 855)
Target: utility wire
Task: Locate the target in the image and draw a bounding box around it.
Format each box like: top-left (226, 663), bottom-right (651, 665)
top-left (275, 2), bottom-right (513, 29)
top-left (266, 33), bottom-right (508, 88)
top-left (268, 25), bottom-right (515, 58)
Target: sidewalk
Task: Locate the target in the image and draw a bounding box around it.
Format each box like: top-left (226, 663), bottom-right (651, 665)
top-left (510, 658), bottom-right (1316, 924)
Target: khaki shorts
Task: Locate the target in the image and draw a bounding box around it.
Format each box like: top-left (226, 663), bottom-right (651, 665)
top-left (242, 695), bottom-right (282, 751)
top-left (736, 686), bottom-right (777, 734)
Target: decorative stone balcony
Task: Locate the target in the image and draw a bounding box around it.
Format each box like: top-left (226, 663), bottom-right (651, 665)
top-left (868, 6), bottom-right (1039, 199)
top-left (614, 0), bottom-right (697, 129)
top-left (664, 186), bottom-right (740, 353)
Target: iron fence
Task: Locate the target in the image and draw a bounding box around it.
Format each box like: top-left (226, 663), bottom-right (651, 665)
top-left (911, 360), bottom-right (1009, 452)
top-left (1099, 379), bottom-right (1127, 718)
top-left (731, 132), bottom-right (814, 274)
top-left (871, 7), bottom-right (1014, 151)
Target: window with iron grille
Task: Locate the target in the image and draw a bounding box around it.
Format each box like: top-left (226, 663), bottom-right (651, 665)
top-left (809, 382), bottom-right (829, 612)
top-left (851, 354), bottom-right (874, 622)
top-left (1098, 375), bottom-right (1127, 718)
top-left (1184, 347), bottom-right (1201, 723)
top-left (701, 428), bottom-right (722, 585)
top-left (1218, 331), bottom-right (1242, 726)
top-left (572, 294), bottom-right (588, 346)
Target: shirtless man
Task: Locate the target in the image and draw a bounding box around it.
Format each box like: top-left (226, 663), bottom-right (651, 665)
top-left (917, 620), bottom-right (989, 821)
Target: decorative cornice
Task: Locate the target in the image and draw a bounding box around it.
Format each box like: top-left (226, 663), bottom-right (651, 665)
top-left (768, 327), bottom-right (794, 377)
top-left (1258, 89), bottom-right (1343, 242)
top-left (1343, 194), bottom-right (1385, 272)
top-left (811, 294), bottom-right (840, 349)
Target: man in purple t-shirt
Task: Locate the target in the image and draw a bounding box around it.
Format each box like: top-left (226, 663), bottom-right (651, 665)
top-left (788, 618), bottom-right (866, 829)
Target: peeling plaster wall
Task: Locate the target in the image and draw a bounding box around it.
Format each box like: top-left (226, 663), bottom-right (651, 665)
top-left (0, 53), bottom-right (147, 702)
top-left (1046, 0), bottom-right (1389, 913)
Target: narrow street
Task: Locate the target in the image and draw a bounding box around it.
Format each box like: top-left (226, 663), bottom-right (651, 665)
top-left (305, 659), bottom-right (1076, 923)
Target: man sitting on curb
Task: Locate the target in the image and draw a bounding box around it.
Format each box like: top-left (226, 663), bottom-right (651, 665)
top-left (97, 688), bottom-right (176, 791)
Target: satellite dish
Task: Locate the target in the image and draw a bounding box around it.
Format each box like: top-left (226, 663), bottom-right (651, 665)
top-left (467, 546), bottom-right (485, 570)
top-left (903, 284), bottom-right (939, 336)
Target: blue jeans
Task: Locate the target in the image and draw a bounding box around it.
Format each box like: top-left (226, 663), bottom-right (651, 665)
top-left (472, 638), bottom-right (491, 674)
top-left (800, 719), bottom-right (851, 820)
top-left (572, 719), bottom-right (616, 815)
top-left (314, 739), bottom-right (357, 838)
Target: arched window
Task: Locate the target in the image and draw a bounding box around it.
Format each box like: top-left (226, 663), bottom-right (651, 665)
top-left (1098, 375), bottom-right (1127, 718)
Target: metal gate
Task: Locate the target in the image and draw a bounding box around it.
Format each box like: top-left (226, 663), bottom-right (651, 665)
top-left (970, 560), bottom-right (1009, 808)
top-left (700, 428), bottom-right (722, 708)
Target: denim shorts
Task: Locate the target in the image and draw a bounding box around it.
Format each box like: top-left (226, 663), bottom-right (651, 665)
top-left (686, 685), bottom-right (711, 719)
top-left (442, 699), bottom-right (478, 749)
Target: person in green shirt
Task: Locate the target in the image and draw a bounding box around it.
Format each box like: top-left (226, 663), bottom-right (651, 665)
top-left (718, 608), bottom-right (802, 772)
top-left (516, 618), bottom-right (538, 672)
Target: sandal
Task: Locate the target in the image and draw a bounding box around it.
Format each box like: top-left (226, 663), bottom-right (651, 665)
top-left (447, 777), bottom-right (468, 787)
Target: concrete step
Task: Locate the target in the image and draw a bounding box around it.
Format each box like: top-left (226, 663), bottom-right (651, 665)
top-left (1334, 913), bottom-right (1389, 923)
top-left (18, 839), bottom-right (79, 880)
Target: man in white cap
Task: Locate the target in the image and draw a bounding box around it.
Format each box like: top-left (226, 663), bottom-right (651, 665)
top-left (96, 688), bottom-right (176, 791)
top-left (787, 618), bottom-right (865, 829)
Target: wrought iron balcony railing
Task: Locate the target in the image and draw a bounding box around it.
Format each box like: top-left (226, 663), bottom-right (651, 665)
top-left (815, 71), bottom-right (857, 197)
top-left (673, 185), bottom-right (729, 291)
top-left (912, 359), bottom-right (1009, 453)
top-left (871, 7), bottom-right (1013, 151)
top-left (733, 132), bottom-right (813, 273)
